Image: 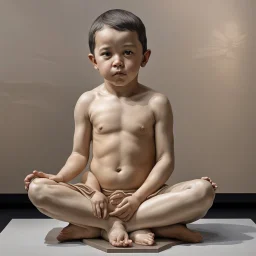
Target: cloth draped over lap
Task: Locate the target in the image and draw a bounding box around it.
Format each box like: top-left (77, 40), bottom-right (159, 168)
top-left (59, 182), bottom-right (169, 212)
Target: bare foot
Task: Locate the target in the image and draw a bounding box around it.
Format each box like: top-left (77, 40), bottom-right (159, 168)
top-left (102, 218), bottom-right (132, 247)
top-left (129, 229), bottom-right (155, 245)
top-left (57, 223), bottom-right (100, 242)
top-left (152, 224), bottom-right (203, 243)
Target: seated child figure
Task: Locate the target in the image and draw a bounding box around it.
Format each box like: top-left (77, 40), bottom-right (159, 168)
top-left (24, 9), bottom-right (218, 247)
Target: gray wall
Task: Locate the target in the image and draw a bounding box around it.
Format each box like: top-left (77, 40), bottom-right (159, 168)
top-left (0, 0), bottom-right (255, 193)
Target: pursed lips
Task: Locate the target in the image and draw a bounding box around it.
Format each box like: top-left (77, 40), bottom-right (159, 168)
top-left (113, 72), bottom-right (126, 76)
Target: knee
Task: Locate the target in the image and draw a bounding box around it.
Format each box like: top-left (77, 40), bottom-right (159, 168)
top-left (194, 179), bottom-right (215, 209)
top-left (28, 178), bottom-right (50, 207)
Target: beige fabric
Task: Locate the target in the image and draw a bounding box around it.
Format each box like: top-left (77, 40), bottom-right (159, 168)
top-left (58, 182), bottom-right (96, 200)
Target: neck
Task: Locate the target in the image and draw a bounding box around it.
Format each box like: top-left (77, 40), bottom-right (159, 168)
top-left (103, 76), bottom-right (140, 98)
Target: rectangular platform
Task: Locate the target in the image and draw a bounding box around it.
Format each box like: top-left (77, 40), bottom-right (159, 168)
top-left (0, 219), bottom-right (255, 255)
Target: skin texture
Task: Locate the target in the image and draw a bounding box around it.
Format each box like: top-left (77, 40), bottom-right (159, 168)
top-left (25, 26), bottom-right (218, 247)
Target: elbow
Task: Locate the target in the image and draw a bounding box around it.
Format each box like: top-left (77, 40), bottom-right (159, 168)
top-left (161, 154), bottom-right (174, 167)
top-left (164, 156), bottom-right (174, 175)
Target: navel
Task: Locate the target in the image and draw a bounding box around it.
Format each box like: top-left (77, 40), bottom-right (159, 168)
top-left (116, 167), bottom-right (122, 172)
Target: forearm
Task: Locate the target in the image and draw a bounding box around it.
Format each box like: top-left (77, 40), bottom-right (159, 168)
top-left (133, 157), bottom-right (174, 203)
top-left (57, 152), bottom-right (87, 182)
top-left (83, 171), bottom-right (101, 192)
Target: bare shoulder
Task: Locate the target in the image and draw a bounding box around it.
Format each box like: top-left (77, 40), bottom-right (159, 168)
top-left (147, 87), bottom-right (171, 105)
top-left (149, 92), bottom-right (170, 107)
top-left (75, 90), bottom-right (96, 118)
top-left (147, 89), bottom-right (173, 121)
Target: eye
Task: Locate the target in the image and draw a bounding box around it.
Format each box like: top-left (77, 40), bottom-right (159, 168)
top-left (124, 50), bottom-right (133, 55)
top-left (102, 52), bottom-right (111, 57)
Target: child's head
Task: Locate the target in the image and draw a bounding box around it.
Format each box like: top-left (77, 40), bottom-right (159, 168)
top-left (88, 9), bottom-right (151, 87)
top-left (88, 9), bottom-right (147, 56)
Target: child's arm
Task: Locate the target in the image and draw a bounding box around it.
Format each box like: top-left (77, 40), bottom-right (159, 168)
top-left (83, 171), bottom-right (109, 219)
top-left (82, 171), bottom-right (101, 192)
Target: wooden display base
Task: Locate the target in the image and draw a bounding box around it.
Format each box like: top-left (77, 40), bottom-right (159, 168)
top-left (82, 238), bottom-right (184, 253)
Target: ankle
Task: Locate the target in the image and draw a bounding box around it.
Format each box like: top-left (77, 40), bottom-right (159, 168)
top-left (106, 216), bottom-right (126, 231)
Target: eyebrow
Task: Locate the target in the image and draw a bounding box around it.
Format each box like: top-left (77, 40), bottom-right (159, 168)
top-left (99, 44), bottom-right (137, 51)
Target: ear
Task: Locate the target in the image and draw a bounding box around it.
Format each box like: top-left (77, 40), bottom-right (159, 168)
top-left (88, 53), bottom-right (98, 70)
top-left (141, 49), bottom-right (151, 67)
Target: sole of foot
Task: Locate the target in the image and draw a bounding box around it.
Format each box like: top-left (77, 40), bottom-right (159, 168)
top-left (56, 223), bottom-right (100, 242)
top-left (153, 224), bottom-right (203, 243)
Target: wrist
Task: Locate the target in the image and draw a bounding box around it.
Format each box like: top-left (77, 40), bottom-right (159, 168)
top-left (132, 194), bottom-right (145, 204)
top-left (56, 174), bottom-right (65, 182)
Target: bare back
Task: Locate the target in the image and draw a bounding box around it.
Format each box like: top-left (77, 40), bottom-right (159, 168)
top-left (87, 83), bottom-right (159, 190)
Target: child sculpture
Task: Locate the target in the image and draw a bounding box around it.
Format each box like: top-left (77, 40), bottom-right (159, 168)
top-left (24, 9), bottom-right (218, 247)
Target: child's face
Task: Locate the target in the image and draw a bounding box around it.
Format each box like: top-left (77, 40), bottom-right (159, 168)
top-left (88, 25), bottom-right (151, 86)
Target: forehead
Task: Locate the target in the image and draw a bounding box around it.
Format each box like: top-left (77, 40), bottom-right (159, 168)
top-left (94, 26), bottom-right (139, 49)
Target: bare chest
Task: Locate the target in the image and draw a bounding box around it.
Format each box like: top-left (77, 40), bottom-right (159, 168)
top-left (89, 97), bottom-right (155, 136)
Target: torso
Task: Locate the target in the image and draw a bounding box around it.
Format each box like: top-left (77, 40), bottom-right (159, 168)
top-left (88, 83), bottom-right (159, 190)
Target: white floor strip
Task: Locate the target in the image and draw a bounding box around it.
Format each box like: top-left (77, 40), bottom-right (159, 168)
top-left (0, 219), bottom-right (255, 255)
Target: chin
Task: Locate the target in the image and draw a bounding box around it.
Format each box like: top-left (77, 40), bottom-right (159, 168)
top-left (107, 79), bottom-right (130, 87)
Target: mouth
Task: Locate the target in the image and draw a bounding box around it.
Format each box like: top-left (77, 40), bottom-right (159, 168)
top-left (113, 72), bottom-right (126, 76)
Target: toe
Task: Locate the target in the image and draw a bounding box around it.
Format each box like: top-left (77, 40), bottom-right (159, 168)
top-left (147, 237), bottom-right (152, 242)
top-left (112, 239), bottom-right (118, 247)
top-left (122, 239), bottom-right (128, 247)
top-left (124, 235), bottom-right (130, 246)
top-left (116, 235), bottom-right (122, 243)
top-left (119, 241), bottom-right (125, 247)
top-left (146, 238), bottom-right (153, 245)
top-left (143, 239), bottom-right (148, 245)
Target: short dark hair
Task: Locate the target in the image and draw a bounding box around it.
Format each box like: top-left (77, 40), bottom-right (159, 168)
top-left (88, 9), bottom-right (147, 55)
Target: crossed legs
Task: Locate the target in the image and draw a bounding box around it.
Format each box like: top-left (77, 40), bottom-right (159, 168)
top-left (28, 178), bottom-right (215, 246)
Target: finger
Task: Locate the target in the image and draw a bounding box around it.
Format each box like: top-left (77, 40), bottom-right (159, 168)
top-left (119, 210), bottom-right (130, 219)
top-left (110, 200), bottom-right (118, 205)
top-left (33, 171), bottom-right (45, 178)
top-left (103, 202), bottom-right (109, 219)
top-left (109, 205), bottom-right (129, 216)
top-left (33, 170), bottom-right (48, 178)
top-left (96, 204), bottom-right (101, 218)
top-left (99, 202), bottom-right (104, 219)
top-left (24, 174), bottom-right (34, 182)
top-left (110, 199), bottom-right (122, 205)
top-left (92, 203), bottom-right (97, 217)
top-left (117, 200), bottom-right (127, 208)
top-left (109, 194), bottom-right (124, 200)
top-left (39, 172), bottom-right (50, 179)
top-left (109, 191), bottom-right (126, 198)
top-left (25, 182), bottom-right (30, 189)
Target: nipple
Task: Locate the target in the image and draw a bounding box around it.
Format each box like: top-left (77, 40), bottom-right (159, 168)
top-left (140, 125), bottom-right (145, 130)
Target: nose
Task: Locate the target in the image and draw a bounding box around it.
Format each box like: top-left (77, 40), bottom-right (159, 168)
top-left (112, 55), bottom-right (124, 68)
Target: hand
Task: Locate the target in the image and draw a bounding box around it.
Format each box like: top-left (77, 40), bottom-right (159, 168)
top-left (109, 190), bottom-right (128, 206)
top-left (91, 191), bottom-right (109, 219)
top-left (24, 170), bottom-right (64, 191)
top-left (201, 177), bottom-right (218, 191)
top-left (109, 195), bottom-right (141, 222)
